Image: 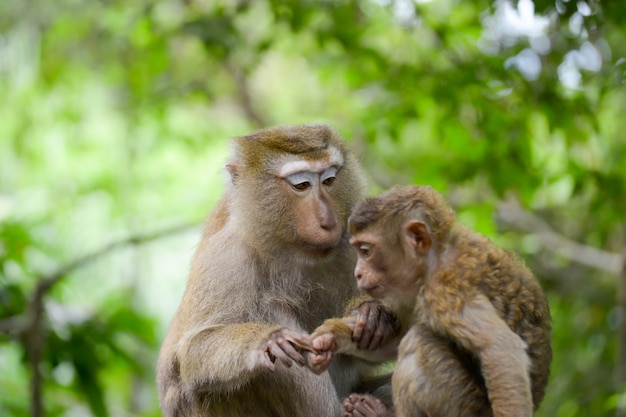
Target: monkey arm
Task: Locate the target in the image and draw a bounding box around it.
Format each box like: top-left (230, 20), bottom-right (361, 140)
top-left (305, 295), bottom-right (401, 372)
top-left (174, 321), bottom-right (317, 396)
top-left (311, 317), bottom-right (357, 354)
top-left (176, 323), bottom-right (283, 392)
top-left (341, 293), bottom-right (403, 352)
top-left (446, 295), bottom-right (533, 417)
top-left (164, 233), bottom-right (315, 396)
top-left (310, 316), bottom-right (399, 363)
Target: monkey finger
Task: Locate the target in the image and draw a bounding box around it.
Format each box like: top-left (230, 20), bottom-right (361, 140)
top-left (346, 395), bottom-right (388, 417)
top-left (343, 393), bottom-right (360, 406)
top-left (267, 338), bottom-right (293, 368)
top-left (312, 333), bottom-right (336, 352)
top-left (350, 402), bottom-right (374, 417)
top-left (286, 336), bottom-right (316, 353)
top-left (262, 350), bottom-right (276, 372)
top-left (342, 398), bottom-right (355, 416)
top-left (276, 339), bottom-right (307, 366)
top-left (352, 303), bottom-right (372, 343)
top-left (358, 303), bottom-right (392, 350)
top-left (361, 304), bottom-right (385, 344)
top-left (318, 350), bottom-right (333, 363)
top-left (376, 309), bottom-right (398, 347)
top-left (378, 329), bottom-right (393, 347)
top-left (342, 394), bottom-right (364, 416)
top-left (366, 329), bottom-right (385, 351)
top-left (268, 343), bottom-right (295, 368)
top-left (307, 351), bottom-right (333, 374)
top-left (357, 312), bottom-right (378, 350)
top-left (281, 329), bottom-right (316, 353)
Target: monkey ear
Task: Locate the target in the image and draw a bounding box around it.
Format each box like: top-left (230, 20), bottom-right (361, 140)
top-left (405, 221), bottom-right (432, 254)
top-left (226, 164), bottom-right (239, 184)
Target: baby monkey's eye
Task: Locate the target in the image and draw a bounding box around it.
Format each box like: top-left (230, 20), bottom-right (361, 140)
top-left (358, 245), bottom-right (371, 258)
top-left (322, 177), bottom-right (336, 186)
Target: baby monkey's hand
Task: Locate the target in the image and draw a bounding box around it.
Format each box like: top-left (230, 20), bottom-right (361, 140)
top-left (305, 318), bottom-right (356, 374)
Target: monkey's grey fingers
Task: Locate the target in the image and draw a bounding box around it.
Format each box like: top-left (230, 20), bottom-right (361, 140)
top-left (349, 401), bottom-right (375, 417)
top-left (352, 303), bottom-right (372, 343)
top-left (374, 307), bottom-right (398, 348)
top-left (279, 328), bottom-right (316, 353)
top-left (343, 394), bottom-right (360, 407)
top-left (367, 328), bottom-right (385, 351)
top-left (363, 305), bottom-right (387, 349)
top-left (286, 335), bottom-right (316, 353)
top-left (342, 394), bottom-right (360, 416)
top-left (307, 351), bottom-right (332, 374)
top-left (262, 350), bottom-right (276, 372)
top-left (268, 343), bottom-right (294, 367)
top-left (378, 328), bottom-right (393, 347)
top-left (276, 338), bottom-right (307, 366)
top-left (357, 304), bottom-right (380, 350)
top-left (356, 302), bottom-right (397, 350)
top-left (342, 399), bottom-right (355, 417)
top-left (266, 336), bottom-right (297, 368)
top-left (343, 395), bottom-right (389, 417)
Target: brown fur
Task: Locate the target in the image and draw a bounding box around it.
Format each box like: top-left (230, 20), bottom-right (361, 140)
top-left (309, 185), bottom-right (552, 417)
top-left (156, 124), bottom-right (381, 417)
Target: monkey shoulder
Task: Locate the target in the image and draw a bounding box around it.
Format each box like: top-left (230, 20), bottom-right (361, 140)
top-left (422, 251), bottom-right (541, 327)
top-left (179, 228), bottom-right (266, 321)
top-left (447, 228), bottom-right (543, 299)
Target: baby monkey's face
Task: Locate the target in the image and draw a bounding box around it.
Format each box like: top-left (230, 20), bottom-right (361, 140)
top-left (350, 227), bottom-right (424, 300)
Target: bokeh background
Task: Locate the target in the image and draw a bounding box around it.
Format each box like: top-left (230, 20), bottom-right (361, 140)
top-left (1, 0), bottom-right (625, 416)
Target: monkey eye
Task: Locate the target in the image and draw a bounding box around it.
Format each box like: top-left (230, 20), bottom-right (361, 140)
top-left (292, 181), bottom-right (311, 191)
top-left (321, 167), bottom-right (338, 187)
top-left (285, 172), bottom-right (314, 192)
top-left (358, 244), bottom-right (371, 258)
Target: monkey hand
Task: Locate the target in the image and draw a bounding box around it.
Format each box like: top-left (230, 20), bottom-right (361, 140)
top-left (259, 328), bottom-right (315, 372)
top-left (312, 318), bottom-right (354, 349)
top-left (309, 315), bottom-right (399, 364)
top-left (351, 301), bottom-right (399, 351)
top-left (304, 318), bottom-right (352, 374)
top-left (304, 349), bottom-right (334, 374)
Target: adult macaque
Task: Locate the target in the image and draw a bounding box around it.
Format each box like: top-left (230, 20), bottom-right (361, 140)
top-left (308, 185), bottom-right (552, 417)
top-left (156, 124), bottom-right (398, 417)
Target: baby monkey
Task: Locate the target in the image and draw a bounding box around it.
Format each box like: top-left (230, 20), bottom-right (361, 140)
top-left (307, 185), bottom-right (552, 417)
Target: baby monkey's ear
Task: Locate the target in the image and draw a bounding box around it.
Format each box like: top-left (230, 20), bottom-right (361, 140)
top-left (405, 221), bottom-right (432, 253)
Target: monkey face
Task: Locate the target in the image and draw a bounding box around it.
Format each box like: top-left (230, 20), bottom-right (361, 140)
top-left (350, 231), bottom-right (392, 297)
top-left (279, 163), bottom-right (342, 255)
top-left (226, 125), bottom-right (367, 260)
top-left (350, 229), bottom-right (425, 300)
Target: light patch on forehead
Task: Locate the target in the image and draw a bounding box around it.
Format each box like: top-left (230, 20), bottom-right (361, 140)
top-left (277, 146), bottom-right (344, 177)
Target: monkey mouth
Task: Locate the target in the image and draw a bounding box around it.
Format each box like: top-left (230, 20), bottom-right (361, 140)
top-left (360, 285), bottom-right (384, 298)
top-left (300, 242), bottom-right (336, 256)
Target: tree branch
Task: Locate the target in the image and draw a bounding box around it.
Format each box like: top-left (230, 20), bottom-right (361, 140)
top-left (495, 198), bottom-right (624, 275)
top-left (0, 222), bottom-right (198, 334)
top-left (0, 222), bottom-right (198, 417)
top-left (225, 58), bottom-right (267, 128)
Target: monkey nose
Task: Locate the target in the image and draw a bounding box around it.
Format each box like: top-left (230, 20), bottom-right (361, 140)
top-left (319, 213), bottom-right (337, 231)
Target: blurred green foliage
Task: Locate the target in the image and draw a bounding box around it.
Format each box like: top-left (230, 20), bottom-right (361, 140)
top-left (1, 0), bottom-right (625, 416)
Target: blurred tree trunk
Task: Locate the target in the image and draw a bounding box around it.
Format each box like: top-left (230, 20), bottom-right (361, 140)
top-left (25, 303), bottom-right (44, 417)
top-left (617, 223), bottom-right (626, 417)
